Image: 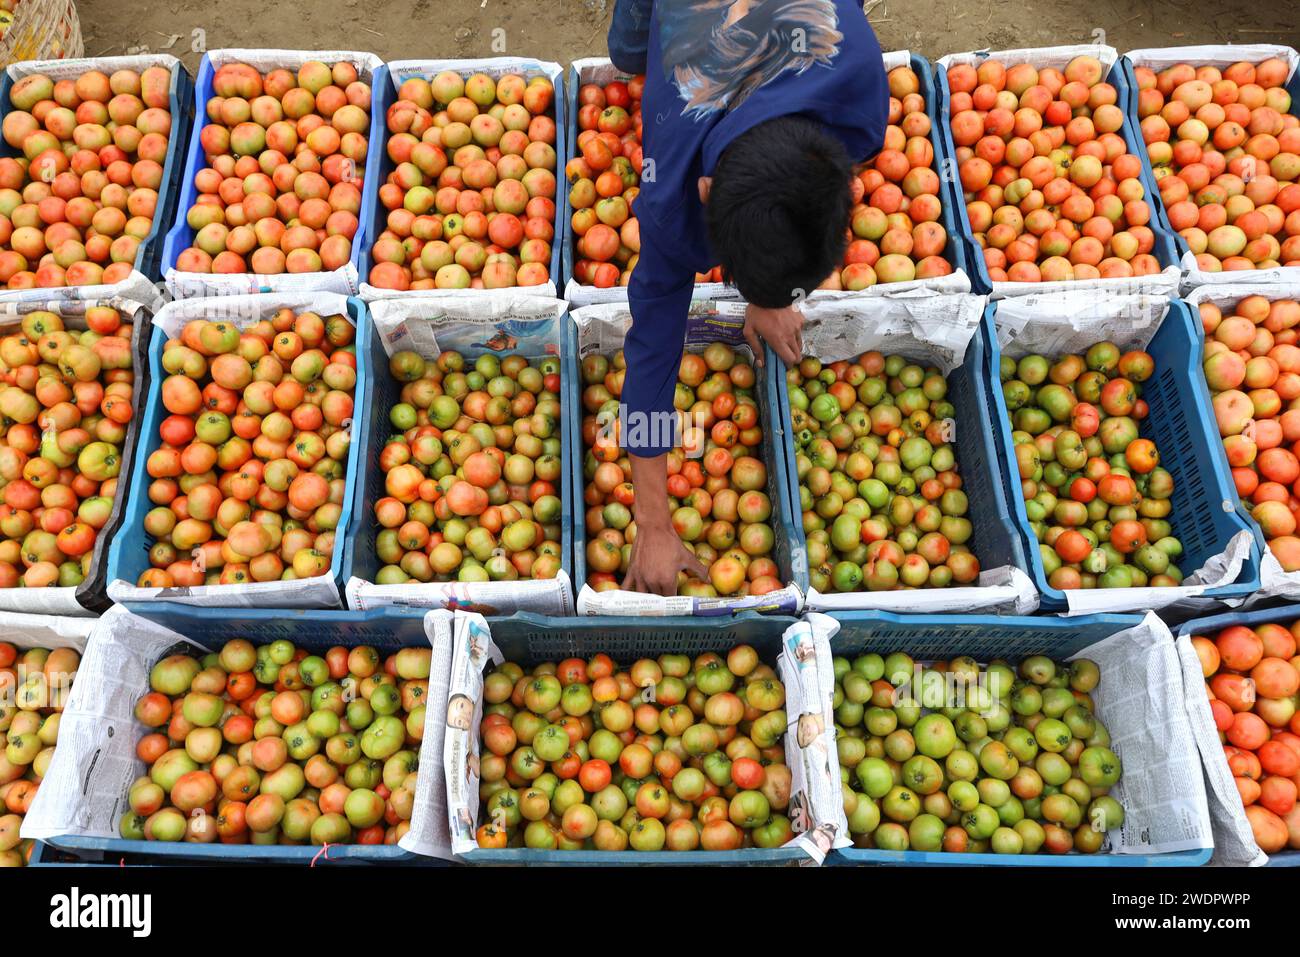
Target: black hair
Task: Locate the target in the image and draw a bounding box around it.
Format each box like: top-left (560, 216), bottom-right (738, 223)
top-left (705, 115), bottom-right (852, 308)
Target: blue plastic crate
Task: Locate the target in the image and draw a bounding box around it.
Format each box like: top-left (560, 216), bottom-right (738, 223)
top-left (932, 53), bottom-right (1180, 295)
top-left (160, 55), bottom-right (387, 293)
top-left (0, 57), bottom-right (195, 286)
top-left (566, 327), bottom-right (805, 610)
top-left (774, 303), bottom-right (1029, 601)
top-left (457, 611), bottom-right (807, 864)
top-left (358, 60), bottom-right (565, 293)
top-left (1175, 603), bottom-right (1300, 867)
top-left (106, 296), bottom-right (372, 609)
top-left (982, 297), bottom-right (1260, 611)
top-left (0, 300), bottom-right (151, 614)
top-left (343, 305), bottom-right (575, 601)
top-left (826, 609), bottom-right (1211, 866)
top-left (1118, 52), bottom-right (1300, 267)
top-left (43, 604), bottom-right (447, 865)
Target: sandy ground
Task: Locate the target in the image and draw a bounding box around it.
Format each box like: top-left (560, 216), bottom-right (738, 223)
top-left (79, 0), bottom-right (1300, 75)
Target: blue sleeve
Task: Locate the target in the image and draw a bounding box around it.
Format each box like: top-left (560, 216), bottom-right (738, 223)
top-left (607, 0), bottom-right (653, 74)
top-left (622, 222), bottom-right (694, 458)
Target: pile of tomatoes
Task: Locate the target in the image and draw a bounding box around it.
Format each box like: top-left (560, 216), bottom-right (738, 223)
top-left (1000, 341), bottom-right (1185, 590)
top-left (567, 75), bottom-right (644, 289)
top-left (136, 309), bottom-right (356, 587)
top-left (123, 639), bottom-right (427, 846)
top-left (836, 651), bottom-right (1124, 854)
top-left (581, 342), bottom-right (782, 597)
top-left (474, 644), bottom-right (796, 852)
top-left (1191, 622), bottom-right (1300, 853)
top-left (175, 61), bottom-right (371, 277)
top-left (369, 71), bottom-right (558, 291)
top-left (374, 348), bottom-right (564, 584)
top-left (832, 64), bottom-right (954, 290)
top-left (0, 66), bottom-right (174, 288)
top-left (948, 55), bottom-right (1163, 283)
top-left (0, 306), bottom-right (135, 589)
top-left (1135, 57), bottom-right (1299, 272)
top-left (788, 352), bottom-right (978, 592)
top-left (0, 641), bottom-right (80, 865)
top-left (1199, 295), bottom-right (1300, 571)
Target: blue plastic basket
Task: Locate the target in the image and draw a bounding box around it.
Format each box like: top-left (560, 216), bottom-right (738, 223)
top-left (1118, 52), bottom-right (1300, 266)
top-left (358, 60), bottom-right (565, 293)
top-left (106, 296), bottom-right (372, 610)
top-left (932, 53), bottom-right (1180, 295)
top-left (457, 611), bottom-right (808, 864)
top-left (774, 303), bottom-right (1029, 602)
top-left (160, 55), bottom-right (388, 292)
top-left (343, 306), bottom-right (575, 601)
top-left (42, 604), bottom-right (445, 865)
top-left (0, 57), bottom-right (195, 285)
top-left (0, 300), bottom-right (151, 613)
top-left (826, 609), bottom-right (1212, 866)
top-left (982, 297), bottom-right (1261, 611)
top-left (566, 325), bottom-right (806, 610)
top-left (1175, 603), bottom-right (1300, 868)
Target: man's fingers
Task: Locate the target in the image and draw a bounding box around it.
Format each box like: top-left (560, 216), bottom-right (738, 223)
top-left (623, 568), bottom-right (642, 593)
top-left (682, 552), bottom-right (710, 582)
top-left (774, 336), bottom-right (800, 366)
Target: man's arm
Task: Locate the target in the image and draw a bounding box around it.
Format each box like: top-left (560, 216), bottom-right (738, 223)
top-left (607, 0), bottom-right (653, 74)
top-left (620, 227), bottom-right (710, 596)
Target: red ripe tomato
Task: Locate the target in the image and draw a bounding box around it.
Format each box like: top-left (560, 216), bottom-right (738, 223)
top-left (578, 758), bottom-right (612, 793)
top-left (1054, 529), bottom-right (1091, 563)
top-left (730, 757), bottom-right (766, 790)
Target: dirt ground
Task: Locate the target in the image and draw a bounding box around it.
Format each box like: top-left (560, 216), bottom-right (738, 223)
top-left (78, 0), bottom-right (1300, 75)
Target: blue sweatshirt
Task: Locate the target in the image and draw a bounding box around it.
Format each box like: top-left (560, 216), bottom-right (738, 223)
top-left (609, 0), bottom-right (889, 456)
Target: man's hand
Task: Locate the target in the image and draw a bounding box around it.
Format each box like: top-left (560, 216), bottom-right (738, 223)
top-left (743, 302), bottom-right (804, 367)
top-left (623, 523), bottom-right (710, 596)
top-left (622, 452), bottom-right (709, 596)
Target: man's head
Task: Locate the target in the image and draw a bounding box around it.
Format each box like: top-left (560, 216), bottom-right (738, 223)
top-left (702, 115), bottom-right (852, 308)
